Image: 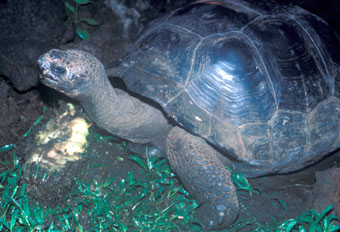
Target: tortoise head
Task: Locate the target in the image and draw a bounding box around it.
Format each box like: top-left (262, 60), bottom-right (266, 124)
top-left (38, 49), bottom-right (105, 99)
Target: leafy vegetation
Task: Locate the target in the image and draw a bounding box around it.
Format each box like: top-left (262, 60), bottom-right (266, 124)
top-left (64, 0), bottom-right (99, 40)
top-left (226, 204), bottom-right (340, 232)
top-left (0, 144), bottom-right (201, 231)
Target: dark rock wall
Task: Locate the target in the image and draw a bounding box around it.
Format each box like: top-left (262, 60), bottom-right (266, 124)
top-left (0, 0), bottom-right (68, 91)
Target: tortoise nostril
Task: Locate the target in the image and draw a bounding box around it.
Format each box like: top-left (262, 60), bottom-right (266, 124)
top-left (37, 55), bottom-right (43, 64)
top-left (37, 58), bottom-right (49, 73)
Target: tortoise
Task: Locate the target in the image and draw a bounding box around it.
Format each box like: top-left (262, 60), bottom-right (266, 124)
top-left (37, 0), bottom-right (340, 230)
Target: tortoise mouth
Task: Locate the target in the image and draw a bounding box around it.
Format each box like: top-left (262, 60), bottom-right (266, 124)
top-left (39, 73), bottom-right (59, 87)
top-left (38, 56), bottom-right (60, 87)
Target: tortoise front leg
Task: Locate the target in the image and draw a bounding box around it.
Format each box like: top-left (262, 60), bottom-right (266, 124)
top-left (166, 126), bottom-right (239, 230)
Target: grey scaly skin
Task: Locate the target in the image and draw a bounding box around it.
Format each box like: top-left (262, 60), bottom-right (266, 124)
top-left (167, 126), bottom-right (238, 228)
top-left (38, 49), bottom-right (239, 231)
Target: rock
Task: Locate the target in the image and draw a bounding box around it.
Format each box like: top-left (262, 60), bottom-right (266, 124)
top-left (0, 78), bottom-right (45, 149)
top-left (0, 0), bottom-right (69, 91)
top-left (313, 167), bottom-right (340, 218)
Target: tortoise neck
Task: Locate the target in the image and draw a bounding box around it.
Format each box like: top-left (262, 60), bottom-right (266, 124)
top-left (79, 75), bottom-right (119, 130)
top-left (79, 73), bottom-right (171, 146)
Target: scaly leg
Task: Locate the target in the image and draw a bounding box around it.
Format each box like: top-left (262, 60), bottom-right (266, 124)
top-left (166, 126), bottom-right (239, 230)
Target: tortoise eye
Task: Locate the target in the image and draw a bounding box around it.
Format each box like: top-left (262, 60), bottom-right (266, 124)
top-left (50, 50), bottom-right (62, 59)
top-left (52, 65), bottom-right (66, 75)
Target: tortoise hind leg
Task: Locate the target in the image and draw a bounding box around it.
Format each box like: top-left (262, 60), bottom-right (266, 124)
top-left (127, 142), bottom-right (165, 158)
top-left (166, 126), bottom-right (239, 230)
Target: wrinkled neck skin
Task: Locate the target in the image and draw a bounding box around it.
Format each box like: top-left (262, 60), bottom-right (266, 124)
top-left (78, 73), bottom-right (172, 149)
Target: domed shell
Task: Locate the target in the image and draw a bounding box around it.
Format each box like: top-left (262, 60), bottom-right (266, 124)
top-left (119, 0), bottom-right (340, 172)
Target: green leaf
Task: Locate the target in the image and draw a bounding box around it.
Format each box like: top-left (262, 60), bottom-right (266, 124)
top-left (129, 155), bottom-right (147, 169)
top-left (79, 18), bottom-right (99, 25)
top-left (154, 159), bottom-right (167, 170)
top-left (316, 204), bottom-right (333, 223)
top-left (309, 221), bottom-right (318, 232)
top-left (231, 172), bottom-right (253, 192)
top-left (298, 225), bottom-right (306, 232)
top-left (147, 156), bottom-right (157, 170)
top-left (33, 115), bottom-right (44, 127)
top-left (330, 225), bottom-right (340, 232)
top-left (120, 178), bottom-right (126, 190)
top-left (298, 214), bottom-right (313, 223)
top-left (309, 209), bottom-right (319, 217)
top-left (326, 215), bottom-right (338, 224)
top-left (0, 217), bottom-right (10, 229)
top-left (127, 171), bottom-right (134, 184)
top-left (285, 220), bottom-right (297, 232)
top-left (278, 199), bottom-right (289, 211)
top-left (21, 198), bottom-right (31, 222)
top-left (103, 178), bottom-right (114, 188)
top-left (75, 0), bottom-right (89, 4)
top-left (64, 1), bottom-right (75, 13)
top-left (22, 129), bottom-right (31, 137)
top-left (10, 209), bottom-right (19, 229)
top-left (0, 144), bottom-right (16, 152)
top-left (76, 28), bottom-right (90, 40)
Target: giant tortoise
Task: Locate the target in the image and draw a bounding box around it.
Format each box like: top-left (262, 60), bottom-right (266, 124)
top-left (37, 0), bottom-right (340, 230)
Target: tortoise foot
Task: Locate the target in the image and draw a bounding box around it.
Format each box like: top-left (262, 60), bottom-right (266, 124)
top-left (166, 126), bottom-right (239, 230)
top-left (196, 201), bottom-right (238, 231)
top-left (127, 142), bottom-right (165, 158)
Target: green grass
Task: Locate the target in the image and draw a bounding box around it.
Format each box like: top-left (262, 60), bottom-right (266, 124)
top-left (0, 132), bottom-right (201, 231)
top-left (0, 143), bottom-right (201, 231)
top-left (1, 106), bottom-right (340, 231)
top-left (225, 205), bottom-right (340, 232)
